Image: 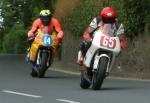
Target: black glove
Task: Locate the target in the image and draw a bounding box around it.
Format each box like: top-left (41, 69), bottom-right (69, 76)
top-left (56, 40), bottom-right (63, 49)
top-left (27, 38), bottom-right (34, 46)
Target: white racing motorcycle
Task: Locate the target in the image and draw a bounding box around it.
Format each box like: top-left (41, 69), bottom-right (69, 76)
top-left (80, 23), bottom-right (124, 90)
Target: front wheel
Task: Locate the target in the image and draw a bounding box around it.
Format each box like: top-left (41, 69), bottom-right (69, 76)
top-left (30, 68), bottom-right (38, 77)
top-left (80, 72), bottom-right (91, 89)
top-left (38, 51), bottom-right (49, 78)
top-left (92, 57), bottom-right (108, 90)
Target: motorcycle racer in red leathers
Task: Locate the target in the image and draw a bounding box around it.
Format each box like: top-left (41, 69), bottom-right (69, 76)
top-left (26, 10), bottom-right (64, 63)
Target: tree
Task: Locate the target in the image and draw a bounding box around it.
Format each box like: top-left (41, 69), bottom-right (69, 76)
top-left (122, 0), bottom-right (150, 38)
top-left (0, 0), bottom-right (56, 53)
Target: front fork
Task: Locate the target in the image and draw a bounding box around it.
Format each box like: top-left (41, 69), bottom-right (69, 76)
top-left (36, 50), bottom-right (41, 65)
top-left (93, 54), bottom-right (111, 75)
top-left (37, 49), bottom-right (52, 67)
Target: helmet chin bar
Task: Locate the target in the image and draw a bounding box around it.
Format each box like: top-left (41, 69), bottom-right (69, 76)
top-left (42, 20), bottom-right (50, 26)
top-left (40, 15), bottom-right (51, 26)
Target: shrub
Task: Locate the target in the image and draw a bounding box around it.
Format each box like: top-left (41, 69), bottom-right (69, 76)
top-left (62, 0), bottom-right (102, 38)
top-left (2, 23), bottom-right (27, 53)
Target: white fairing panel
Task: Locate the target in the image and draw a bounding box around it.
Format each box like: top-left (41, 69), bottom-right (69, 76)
top-left (84, 42), bottom-right (98, 67)
top-left (93, 31), bottom-right (121, 53)
top-left (84, 30), bottom-right (121, 67)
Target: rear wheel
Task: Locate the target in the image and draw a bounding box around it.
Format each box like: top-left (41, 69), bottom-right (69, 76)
top-left (92, 57), bottom-right (108, 90)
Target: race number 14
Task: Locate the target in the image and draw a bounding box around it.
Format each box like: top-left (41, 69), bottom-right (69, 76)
top-left (44, 37), bottom-right (51, 44)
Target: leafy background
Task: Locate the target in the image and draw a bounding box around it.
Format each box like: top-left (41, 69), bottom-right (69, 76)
top-left (0, 0), bottom-right (150, 78)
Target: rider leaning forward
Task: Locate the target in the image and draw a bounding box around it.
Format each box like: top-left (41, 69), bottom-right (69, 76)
top-left (27, 9), bottom-right (64, 45)
top-left (26, 10), bottom-right (64, 62)
top-left (76, 6), bottom-right (126, 66)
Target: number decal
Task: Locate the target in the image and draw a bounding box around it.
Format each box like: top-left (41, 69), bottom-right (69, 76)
top-left (44, 37), bottom-right (51, 44)
top-left (100, 36), bottom-right (116, 49)
top-left (42, 34), bottom-right (52, 46)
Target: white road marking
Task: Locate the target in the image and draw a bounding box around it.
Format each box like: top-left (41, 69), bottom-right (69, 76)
top-left (56, 99), bottom-right (80, 103)
top-left (2, 90), bottom-right (42, 98)
top-left (51, 68), bottom-right (80, 75)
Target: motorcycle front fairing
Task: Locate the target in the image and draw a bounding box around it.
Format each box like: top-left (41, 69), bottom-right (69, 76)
top-left (29, 30), bottom-right (57, 62)
top-left (84, 24), bottom-right (121, 68)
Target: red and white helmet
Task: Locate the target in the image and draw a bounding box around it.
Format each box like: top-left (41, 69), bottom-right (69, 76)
top-left (100, 6), bottom-right (117, 23)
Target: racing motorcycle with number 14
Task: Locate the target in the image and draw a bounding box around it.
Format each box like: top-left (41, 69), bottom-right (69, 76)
top-left (27, 29), bottom-right (58, 78)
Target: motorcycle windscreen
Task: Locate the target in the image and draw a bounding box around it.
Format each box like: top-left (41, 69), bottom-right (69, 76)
top-left (100, 24), bottom-right (115, 37)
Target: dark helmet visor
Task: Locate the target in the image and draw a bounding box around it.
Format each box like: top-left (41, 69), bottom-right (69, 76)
top-left (40, 15), bottom-right (51, 26)
top-left (102, 17), bottom-right (115, 23)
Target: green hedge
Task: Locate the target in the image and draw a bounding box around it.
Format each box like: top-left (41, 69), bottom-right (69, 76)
top-left (63, 0), bottom-right (150, 38)
top-left (1, 0), bottom-right (149, 53)
top-left (62, 0), bottom-right (102, 38)
top-left (2, 23), bottom-right (27, 53)
top-left (0, 0), bottom-right (56, 53)
top-left (109, 0), bottom-right (150, 38)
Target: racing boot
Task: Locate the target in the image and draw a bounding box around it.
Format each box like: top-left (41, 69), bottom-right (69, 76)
top-left (76, 50), bottom-right (84, 66)
top-left (25, 48), bottom-right (30, 63)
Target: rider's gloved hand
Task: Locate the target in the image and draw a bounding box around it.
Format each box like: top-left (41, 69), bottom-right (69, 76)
top-left (83, 33), bottom-right (91, 41)
top-left (27, 37), bottom-right (34, 46)
top-left (54, 31), bottom-right (64, 44)
top-left (27, 31), bottom-right (35, 45)
top-left (53, 37), bottom-right (63, 49)
top-left (53, 37), bottom-right (60, 44)
top-left (28, 31), bottom-right (34, 38)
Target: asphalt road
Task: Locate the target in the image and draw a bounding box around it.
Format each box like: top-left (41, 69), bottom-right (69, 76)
top-left (0, 54), bottom-right (150, 103)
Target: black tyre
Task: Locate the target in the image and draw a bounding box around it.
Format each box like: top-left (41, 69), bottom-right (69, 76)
top-left (80, 72), bottom-right (91, 89)
top-left (30, 68), bottom-right (38, 77)
top-left (38, 51), bottom-right (49, 78)
top-left (92, 57), bottom-right (108, 90)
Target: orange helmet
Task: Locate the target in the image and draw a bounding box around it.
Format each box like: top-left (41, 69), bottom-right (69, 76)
top-left (100, 7), bottom-right (117, 23)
